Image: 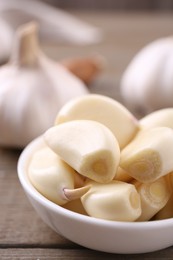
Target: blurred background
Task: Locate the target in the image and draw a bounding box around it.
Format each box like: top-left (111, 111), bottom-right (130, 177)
top-left (41, 0), bottom-right (173, 11)
top-left (17, 1), bottom-right (173, 115)
top-left (0, 0), bottom-right (173, 117)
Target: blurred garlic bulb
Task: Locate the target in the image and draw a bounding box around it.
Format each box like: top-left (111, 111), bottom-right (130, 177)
top-left (120, 36), bottom-right (173, 114)
top-left (0, 22), bottom-right (88, 148)
top-left (0, 0), bottom-right (102, 63)
top-left (0, 0), bottom-right (101, 45)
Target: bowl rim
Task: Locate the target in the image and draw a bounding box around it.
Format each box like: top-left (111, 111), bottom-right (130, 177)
top-left (17, 135), bottom-right (173, 230)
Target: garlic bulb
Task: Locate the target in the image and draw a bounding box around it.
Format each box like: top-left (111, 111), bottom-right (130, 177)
top-left (120, 36), bottom-right (173, 114)
top-left (0, 22), bottom-right (88, 148)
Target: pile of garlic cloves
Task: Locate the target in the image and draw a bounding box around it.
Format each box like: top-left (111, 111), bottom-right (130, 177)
top-left (0, 22), bottom-right (90, 148)
top-left (28, 94), bottom-right (173, 222)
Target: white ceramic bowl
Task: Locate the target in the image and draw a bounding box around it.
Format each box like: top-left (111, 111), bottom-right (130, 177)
top-left (17, 136), bottom-right (173, 254)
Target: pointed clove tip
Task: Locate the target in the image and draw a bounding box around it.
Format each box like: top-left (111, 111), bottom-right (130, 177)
top-left (63, 185), bottom-right (91, 201)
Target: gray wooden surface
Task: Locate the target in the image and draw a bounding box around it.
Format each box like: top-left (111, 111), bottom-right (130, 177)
top-left (0, 11), bottom-right (173, 259)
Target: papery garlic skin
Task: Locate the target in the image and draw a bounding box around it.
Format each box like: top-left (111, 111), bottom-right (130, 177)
top-left (44, 120), bottom-right (120, 183)
top-left (81, 180), bottom-right (141, 222)
top-left (120, 37), bottom-right (173, 114)
top-left (0, 22), bottom-right (88, 148)
top-left (55, 94), bottom-right (139, 149)
top-left (61, 55), bottom-right (105, 85)
top-left (28, 145), bottom-right (75, 205)
top-left (120, 127), bottom-right (173, 183)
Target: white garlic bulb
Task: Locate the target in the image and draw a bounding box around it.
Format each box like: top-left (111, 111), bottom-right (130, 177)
top-left (120, 36), bottom-right (173, 114)
top-left (0, 22), bottom-right (89, 148)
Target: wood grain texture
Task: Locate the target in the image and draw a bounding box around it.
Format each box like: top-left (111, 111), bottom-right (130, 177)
top-left (1, 248), bottom-right (173, 260)
top-left (0, 11), bottom-right (173, 259)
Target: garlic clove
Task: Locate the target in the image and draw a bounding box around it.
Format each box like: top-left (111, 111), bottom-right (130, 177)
top-left (63, 185), bottom-right (91, 201)
top-left (154, 181), bottom-right (173, 220)
top-left (55, 94), bottom-right (139, 149)
top-left (44, 120), bottom-right (120, 183)
top-left (81, 180), bottom-right (141, 222)
top-left (63, 199), bottom-right (88, 216)
top-left (120, 127), bottom-right (173, 183)
top-left (28, 146), bottom-right (75, 206)
top-left (73, 171), bottom-right (86, 188)
top-left (140, 108), bottom-right (173, 130)
top-left (0, 22), bottom-right (88, 148)
top-left (154, 172), bottom-right (173, 220)
top-left (114, 167), bottom-right (133, 183)
top-left (120, 36), bottom-right (173, 114)
top-left (135, 176), bottom-right (171, 221)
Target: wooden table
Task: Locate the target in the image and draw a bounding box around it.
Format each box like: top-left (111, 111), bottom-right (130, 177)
top-left (1, 11), bottom-right (173, 259)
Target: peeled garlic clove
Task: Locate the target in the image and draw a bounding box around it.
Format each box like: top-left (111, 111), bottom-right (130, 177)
top-left (120, 127), bottom-right (173, 183)
top-left (60, 55), bottom-right (105, 85)
top-left (140, 108), bottom-right (173, 130)
top-left (55, 94), bottom-right (139, 149)
top-left (154, 185), bottom-right (173, 220)
top-left (44, 120), bottom-right (120, 183)
top-left (73, 171), bottom-right (86, 188)
top-left (28, 146), bottom-right (75, 205)
top-left (135, 177), bottom-right (171, 221)
top-left (114, 167), bottom-right (133, 183)
top-left (120, 36), bottom-right (173, 114)
top-left (81, 180), bottom-right (141, 222)
top-left (0, 22), bottom-right (88, 148)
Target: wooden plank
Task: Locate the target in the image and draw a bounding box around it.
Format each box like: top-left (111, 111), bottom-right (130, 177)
top-left (0, 165), bottom-right (74, 246)
top-left (0, 247), bottom-right (173, 260)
